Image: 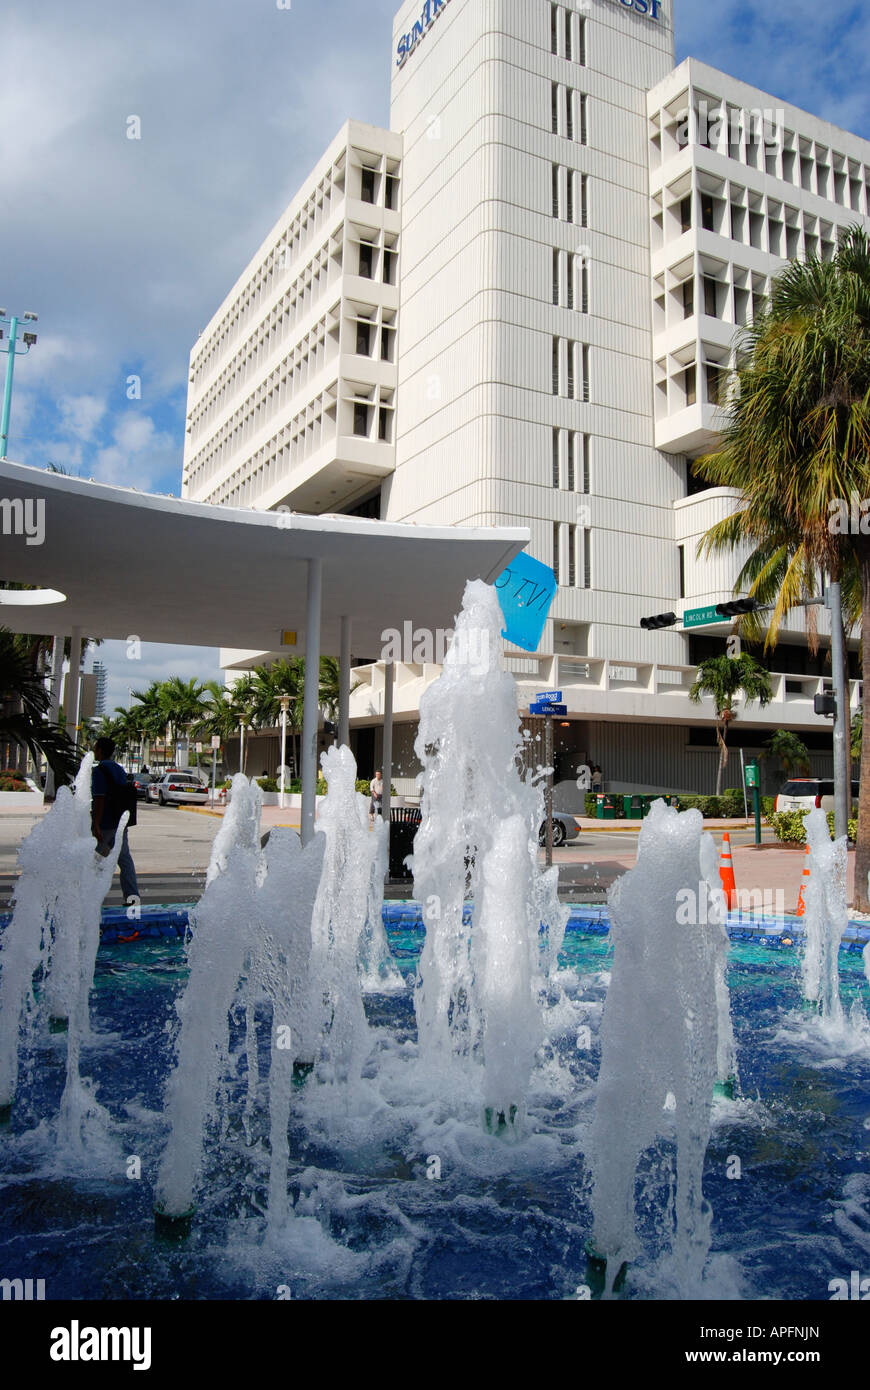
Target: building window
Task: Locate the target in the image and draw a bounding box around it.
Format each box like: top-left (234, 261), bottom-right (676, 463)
top-left (378, 406), bottom-right (390, 441)
top-left (706, 364), bottom-right (724, 405)
top-left (566, 432), bottom-right (575, 490)
top-left (356, 321), bottom-right (372, 355)
top-left (552, 82), bottom-right (559, 135)
top-left (581, 345), bottom-right (590, 402)
top-left (583, 529), bottom-right (591, 589)
top-left (552, 427), bottom-right (560, 488)
top-left (580, 260), bottom-right (589, 313)
top-left (578, 16), bottom-right (587, 65)
top-left (553, 248), bottom-right (560, 306)
top-left (551, 4), bottom-right (558, 55)
top-left (552, 337), bottom-right (560, 395)
top-left (568, 524), bottom-right (576, 586)
top-left (553, 523), bottom-right (561, 585)
top-left (383, 248), bottom-right (397, 284)
top-left (359, 242), bottom-right (374, 278)
top-left (701, 194), bottom-right (715, 231)
top-left (567, 340), bottom-right (576, 398)
top-left (678, 544), bottom-right (685, 599)
top-left (360, 168), bottom-right (376, 204)
top-left (580, 174), bottom-right (589, 227)
top-left (582, 433), bottom-right (590, 492)
top-left (682, 279), bottom-right (694, 318)
top-left (566, 252), bottom-right (575, 310)
top-left (680, 195), bottom-right (692, 233)
top-left (384, 174), bottom-right (399, 210)
top-left (381, 325), bottom-right (395, 361)
top-left (566, 171), bottom-right (574, 222)
top-left (566, 89), bottom-right (574, 141)
top-left (703, 276), bottom-right (719, 317)
top-left (552, 164), bottom-right (560, 218)
top-left (353, 402), bottom-right (369, 436)
top-left (564, 8), bottom-right (573, 61)
top-left (685, 364), bottom-right (697, 406)
top-left (579, 94), bottom-right (588, 146)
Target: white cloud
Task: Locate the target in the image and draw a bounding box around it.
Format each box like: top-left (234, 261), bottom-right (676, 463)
top-left (59, 393), bottom-right (107, 440)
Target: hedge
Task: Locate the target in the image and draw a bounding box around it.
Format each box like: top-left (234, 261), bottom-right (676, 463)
top-left (768, 809), bottom-right (857, 844)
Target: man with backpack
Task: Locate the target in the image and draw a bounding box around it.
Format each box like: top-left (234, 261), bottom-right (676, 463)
top-left (91, 737), bottom-right (140, 904)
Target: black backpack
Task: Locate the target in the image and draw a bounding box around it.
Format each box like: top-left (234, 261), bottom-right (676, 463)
top-left (98, 761), bottom-right (138, 828)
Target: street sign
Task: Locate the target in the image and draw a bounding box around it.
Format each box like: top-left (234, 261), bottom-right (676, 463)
top-left (530, 702), bottom-right (568, 716)
top-left (682, 605), bottom-right (728, 629)
top-left (211, 736), bottom-right (220, 749)
top-left (195, 742), bottom-right (203, 753)
top-left (537, 690), bottom-right (562, 703)
top-left (744, 762), bottom-right (759, 789)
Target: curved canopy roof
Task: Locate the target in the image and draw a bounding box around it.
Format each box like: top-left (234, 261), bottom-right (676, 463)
top-left (0, 459), bottom-right (529, 656)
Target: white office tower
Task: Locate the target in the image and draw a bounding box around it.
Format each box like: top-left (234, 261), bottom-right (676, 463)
top-left (182, 121), bottom-right (402, 517)
top-left (183, 0), bottom-right (870, 793)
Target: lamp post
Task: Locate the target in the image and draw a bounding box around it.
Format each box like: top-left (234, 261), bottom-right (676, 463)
top-left (279, 696), bottom-right (289, 809)
top-left (0, 310), bottom-right (38, 458)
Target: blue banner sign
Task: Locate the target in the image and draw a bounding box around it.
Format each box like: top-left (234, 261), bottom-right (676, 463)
top-left (493, 554), bottom-right (558, 653)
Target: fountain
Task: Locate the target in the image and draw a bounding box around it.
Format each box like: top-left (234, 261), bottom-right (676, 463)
top-left (1, 582), bottom-right (869, 1300)
top-left (800, 808), bottom-right (847, 1025)
top-left (587, 802), bottom-right (733, 1298)
top-left (0, 753), bottom-right (125, 1149)
top-left (411, 579), bottom-right (566, 1130)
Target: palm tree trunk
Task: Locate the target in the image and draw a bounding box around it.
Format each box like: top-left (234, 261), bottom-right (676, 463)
top-left (716, 723), bottom-right (727, 797)
top-left (854, 553), bottom-right (870, 913)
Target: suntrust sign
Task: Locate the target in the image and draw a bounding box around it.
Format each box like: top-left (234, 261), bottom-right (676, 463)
top-left (396, 0), bottom-right (453, 68)
top-left (611, 0), bottom-right (665, 19)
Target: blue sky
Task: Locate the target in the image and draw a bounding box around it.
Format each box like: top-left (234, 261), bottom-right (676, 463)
top-left (1, 0), bottom-right (868, 715)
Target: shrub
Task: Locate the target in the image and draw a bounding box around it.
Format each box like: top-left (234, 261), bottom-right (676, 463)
top-left (257, 777), bottom-right (279, 793)
top-left (585, 792), bottom-right (597, 817)
top-left (0, 774), bottom-right (28, 792)
top-left (718, 792), bottom-right (744, 818)
top-left (761, 796), bottom-right (775, 819)
top-left (769, 809), bottom-right (857, 844)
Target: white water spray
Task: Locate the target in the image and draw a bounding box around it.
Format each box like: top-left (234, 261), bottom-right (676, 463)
top-left (412, 580), bottom-right (566, 1125)
top-left (588, 801), bottom-right (733, 1295)
top-left (800, 809), bottom-right (846, 1024)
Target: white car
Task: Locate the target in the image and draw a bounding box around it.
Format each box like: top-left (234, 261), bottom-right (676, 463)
top-left (775, 778), bottom-right (859, 814)
top-left (146, 772), bottom-right (210, 806)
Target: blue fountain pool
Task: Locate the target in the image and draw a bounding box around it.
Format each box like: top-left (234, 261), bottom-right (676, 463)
top-left (1, 917), bottom-right (869, 1301)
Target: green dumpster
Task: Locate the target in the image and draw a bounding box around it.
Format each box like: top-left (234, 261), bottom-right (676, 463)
top-left (623, 794), bottom-right (649, 819)
top-left (596, 794), bottom-right (616, 820)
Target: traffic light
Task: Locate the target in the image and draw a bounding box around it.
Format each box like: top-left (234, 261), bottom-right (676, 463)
top-left (715, 598), bottom-right (759, 617)
top-left (639, 612), bottom-right (678, 630)
top-left (814, 692), bottom-right (836, 718)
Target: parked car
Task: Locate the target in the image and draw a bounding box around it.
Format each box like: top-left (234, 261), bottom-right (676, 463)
top-left (147, 772), bottom-right (210, 806)
top-left (538, 812), bottom-right (580, 847)
top-left (774, 778), bottom-right (859, 814)
top-left (128, 772), bottom-right (154, 800)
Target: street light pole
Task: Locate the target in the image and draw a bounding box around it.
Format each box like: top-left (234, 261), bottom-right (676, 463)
top-left (0, 311), bottom-right (39, 458)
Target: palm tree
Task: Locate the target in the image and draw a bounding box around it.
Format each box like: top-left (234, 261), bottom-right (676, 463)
top-left (689, 653), bottom-right (773, 795)
top-left (0, 629), bottom-right (78, 786)
top-left (695, 226), bottom-right (870, 906)
top-left (765, 729), bottom-right (811, 778)
top-left (192, 677), bottom-right (256, 773)
top-left (130, 683), bottom-right (168, 768)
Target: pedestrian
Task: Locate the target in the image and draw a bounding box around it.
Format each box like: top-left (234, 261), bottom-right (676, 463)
top-left (91, 737), bottom-right (140, 905)
top-left (591, 765), bottom-right (603, 793)
top-left (370, 769), bottom-right (384, 823)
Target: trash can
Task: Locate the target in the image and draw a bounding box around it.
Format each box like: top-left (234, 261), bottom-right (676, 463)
top-left (596, 794), bottom-right (616, 821)
top-left (623, 794), bottom-right (649, 819)
top-left (389, 807), bottom-right (421, 881)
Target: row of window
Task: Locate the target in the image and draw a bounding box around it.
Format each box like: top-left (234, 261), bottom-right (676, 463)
top-left (191, 158), bottom-right (349, 391)
top-left (209, 394), bottom-right (336, 508)
top-left (552, 248), bottom-right (589, 311)
top-left (553, 522), bottom-right (591, 589)
top-left (665, 186), bottom-right (850, 265)
top-left (187, 318), bottom-right (333, 486)
top-left (655, 98), bottom-right (870, 213)
top-left (552, 338), bottom-right (591, 401)
top-left (552, 166), bottom-right (589, 224)
top-left (551, 84), bottom-right (588, 144)
top-left (550, 4), bottom-right (586, 64)
top-left (552, 429), bottom-right (590, 492)
top-left (187, 238), bottom-right (338, 441)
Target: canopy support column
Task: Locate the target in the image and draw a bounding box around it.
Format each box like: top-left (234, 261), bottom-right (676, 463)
top-left (63, 628), bottom-right (82, 751)
top-left (301, 558), bottom-right (322, 846)
top-left (339, 616), bottom-right (351, 749)
top-left (382, 659), bottom-right (394, 828)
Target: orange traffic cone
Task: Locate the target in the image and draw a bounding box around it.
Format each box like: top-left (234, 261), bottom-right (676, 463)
top-left (719, 832), bottom-right (737, 909)
top-left (795, 843), bottom-right (810, 917)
